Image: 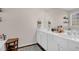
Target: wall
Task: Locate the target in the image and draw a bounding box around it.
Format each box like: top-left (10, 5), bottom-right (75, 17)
top-left (0, 8), bottom-right (68, 47)
top-left (36, 9), bottom-right (68, 29)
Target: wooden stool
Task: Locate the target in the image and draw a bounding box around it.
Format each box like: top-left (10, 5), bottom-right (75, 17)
top-left (5, 38), bottom-right (19, 51)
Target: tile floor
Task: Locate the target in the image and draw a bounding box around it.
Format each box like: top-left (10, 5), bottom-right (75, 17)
top-left (18, 45), bottom-right (42, 51)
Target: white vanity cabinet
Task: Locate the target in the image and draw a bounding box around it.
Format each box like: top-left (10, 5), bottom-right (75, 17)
top-left (55, 36), bottom-right (68, 51)
top-left (37, 30), bottom-right (48, 50)
top-left (68, 40), bottom-right (79, 51)
top-left (48, 34), bottom-right (58, 51)
top-left (37, 29), bottom-right (79, 51)
top-left (37, 30), bottom-right (41, 45)
top-left (37, 30), bottom-right (70, 51)
top-left (48, 34), bottom-right (68, 51)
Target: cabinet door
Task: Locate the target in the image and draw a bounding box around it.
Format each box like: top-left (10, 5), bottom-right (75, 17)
top-left (37, 30), bottom-right (42, 45)
top-left (37, 31), bottom-right (48, 50)
top-left (68, 40), bottom-right (79, 51)
top-left (54, 36), bottom-right (68, 51)
top-left (55, 37), bottom-right (68, 51)
top-left (40, 32), bottom-right (48, 50)
top-left (48, 34), bottom-right (58, 51)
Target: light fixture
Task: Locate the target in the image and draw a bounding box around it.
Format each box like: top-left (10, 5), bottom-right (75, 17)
top-left (63, 16), bottom-right (68, 19)
top-left (63, 16), bottom-right (69, 23)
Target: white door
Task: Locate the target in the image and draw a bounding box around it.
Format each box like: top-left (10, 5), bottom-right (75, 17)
top-left (48, 34), bottom-right (58, 51)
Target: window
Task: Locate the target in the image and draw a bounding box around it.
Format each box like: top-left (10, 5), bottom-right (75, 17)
top-left (71, 12), bottom-right (79, 26)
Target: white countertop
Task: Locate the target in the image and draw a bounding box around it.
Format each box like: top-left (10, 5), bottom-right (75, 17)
top-left (37, 28), bottom-right (79, 42)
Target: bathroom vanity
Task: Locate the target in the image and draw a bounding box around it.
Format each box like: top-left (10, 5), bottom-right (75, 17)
top-left (36, 29), bottom-right (79, 51)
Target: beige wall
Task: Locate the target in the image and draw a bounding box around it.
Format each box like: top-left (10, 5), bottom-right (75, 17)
top-left (0, 8), bottom-right (68, 47)
top-left (38, 9), bottom-right (68, 29)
